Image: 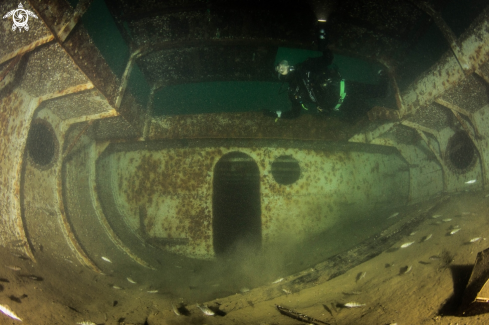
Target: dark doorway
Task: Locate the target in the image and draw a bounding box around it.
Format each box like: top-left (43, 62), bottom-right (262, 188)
top-left (212, 152), bottom-right (262, 256)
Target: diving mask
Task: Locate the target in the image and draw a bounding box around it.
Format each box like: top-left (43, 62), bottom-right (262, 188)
top-left (276, 60), bottom-right (294, 76)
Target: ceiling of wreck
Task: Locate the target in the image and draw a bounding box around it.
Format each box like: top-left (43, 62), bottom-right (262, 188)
top-left (101, 0), bottom-right (473, 90)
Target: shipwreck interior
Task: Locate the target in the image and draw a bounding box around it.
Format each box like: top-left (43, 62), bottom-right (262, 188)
top-left (1, 0), bottom-right (489, 324)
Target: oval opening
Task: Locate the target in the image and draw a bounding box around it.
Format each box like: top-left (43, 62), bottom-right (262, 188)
top-left (271, 155), bottom-right (301, 185)
top-left (26, 120), bottom-right (57, 168)
top-left (446, 131), bottom-right (476, 172)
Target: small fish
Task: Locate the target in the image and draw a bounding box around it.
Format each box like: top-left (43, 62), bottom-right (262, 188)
top-left (409, 232), bottom-right (417, 236)
top-left (101, 256), bottom-right (112, 263)
top-left (240, 287), bottom-right (250, 293)
top-left (272, 278), bottom-right (284, 284)
top-left (343, 302), bottom-right (365, 308)
top-left (356, 271), bottom-right (366, 282)
top-left (400, 265), bottom-right (412, 275)
top-left (450, 228), bottom-right (461, 235)
top-left (26, 275), bottom-right (43, 281)
top-left (147, 290), bottom-right (158, 293)
top-left (282, 288), bottom-right (292, 295)
top-left (126, 277), bottom-right (136, 284)
top-left (470, 237), bottom-right (482, 243)
top-left (77, 322), bottom-right (97, 325)
top-left (171, 302), bottom-right (181, 316)
top-left (443, 218), bottom-right (452, 222)
top-left (432, 214), bottom-right (442, 219)
top-left (112, 285), bottom-right (122, 290)
top-left (6, 266), bottom-right (21, 271)
top-left (465, 179), bottom-right (476, 184)
top-left (388, 212), bottom-right (399, 219)
top-left (196, 304), bottom-right (215, 316)
top-left (343, 291), bottom-right (362, 295)
top-left (400, 241), bottom-right (414, 248)
top-left (429, 255), bottom-right (441, 260)
top-left (422, 234), bottom-right (433, 242)
top-left (0, 304), bottom-right (22, 321)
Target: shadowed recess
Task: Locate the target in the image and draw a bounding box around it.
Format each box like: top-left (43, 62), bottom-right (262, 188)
top-left (212, 151), bottom-right (262, 256)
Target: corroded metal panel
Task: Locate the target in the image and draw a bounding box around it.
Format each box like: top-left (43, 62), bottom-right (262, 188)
top-left (369, 138), bottom-right (445, 204)
top-left (20, 42), bottom-right (90, 98)
top-left (404, 102), bottom-right (452, 132)
top-left (27, 0), bottom-right (120, 105)
top-left (93, 116), bottom-right (140, 140)
top-left (21, 111), bottom-right (80, 265)
top-left (440, 74), bottom-right (489, 114)
top-left (63, 140), bottom-right (154, 270)
top-left (148, 113), bottom-right (354, 141)
top-left (111, 148), bottom-right (217, 258)
top-left (20, 109), bottom-right (104, 271)
top-left (38, 88), bottom-right (114, 121)
top-left (104, 143), bottom-right (409, 259)
top-left (28, 0), bottom-right (146, 134)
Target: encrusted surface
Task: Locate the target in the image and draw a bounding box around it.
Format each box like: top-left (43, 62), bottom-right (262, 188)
top-left (94, 116), bottom-right (140, 140)
top-left (441, 74), bottom-right (489, 113)
top-left (391, 124), bottom-right (420, 145)
top-left (147, 112), bottom-right (357, 141)
top-left (0, 0), bottom-right (52, 58)
top-left (39, 89), bottom-right (112, 120)
top-left (405, 102), bottom-right (452, 131)
top-left (20, 42), bottom-right (89, 98)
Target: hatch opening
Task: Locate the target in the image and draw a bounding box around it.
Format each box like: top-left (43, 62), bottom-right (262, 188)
top-left (212, 152), bottom-right (262, 256)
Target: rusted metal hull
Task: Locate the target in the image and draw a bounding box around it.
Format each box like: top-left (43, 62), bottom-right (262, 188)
top-left (0, 0), bottom-right (488, 306)
top-left (95, 140), bottom-right (409, 259)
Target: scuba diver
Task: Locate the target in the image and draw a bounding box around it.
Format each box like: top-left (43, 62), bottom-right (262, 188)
top-left (264, 23), bottom-right (388, 122)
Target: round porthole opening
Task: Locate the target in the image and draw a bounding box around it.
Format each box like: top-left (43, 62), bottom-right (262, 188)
top-left (445, 131), bottom-right (476, 172)
top-left (271, 155), bottom-right (300, 185)
top-left (26, 120), bottom-right (58, 169)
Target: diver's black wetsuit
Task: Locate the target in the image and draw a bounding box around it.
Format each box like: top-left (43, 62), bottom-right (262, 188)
top-left (278, 49), bottom-right (336, 119)
top-left (271, 49), bottom-right (388, 121)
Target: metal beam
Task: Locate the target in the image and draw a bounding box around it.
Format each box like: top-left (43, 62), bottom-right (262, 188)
top-left (0, 34), bottom-right (54, 65)
top-left (435, 98), bottom-right (481, 138)
top-left (37, 82), bottom-right (95, 104)
top-left (414, 1), bottom-right (469, 72)
top-left (57, 0), bottom-right (95, 42)
top-left (402, 5), bottom-right (489, 116)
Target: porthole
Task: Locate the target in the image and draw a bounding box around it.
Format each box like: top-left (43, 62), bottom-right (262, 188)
top-left (271, 155), bottom-right (300, 185)
top-left (26, 120), bottom-right (58, 169)
top-left (445, 131), bottom-right (476, 173)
